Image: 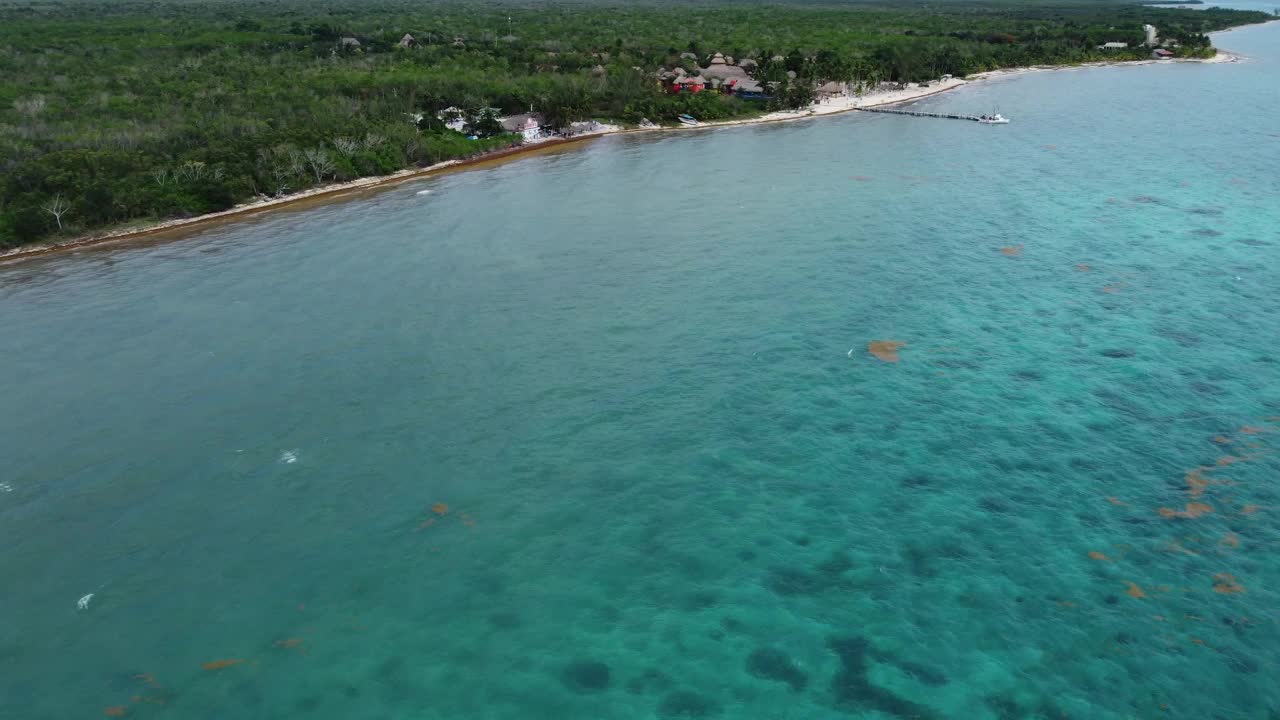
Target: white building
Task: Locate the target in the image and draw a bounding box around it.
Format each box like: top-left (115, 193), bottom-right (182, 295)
top-left (501, 113), bottom-right (544, 141)
top-left (437, 107), bottom-right (466, 132)
top-left (1144, 24), bottom-right (1158, 46)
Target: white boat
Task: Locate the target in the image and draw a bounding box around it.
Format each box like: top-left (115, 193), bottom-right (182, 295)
top-left (676, 114), bottom-right (700, 127)
top-left (978, 113), bottom-right (1010, 124)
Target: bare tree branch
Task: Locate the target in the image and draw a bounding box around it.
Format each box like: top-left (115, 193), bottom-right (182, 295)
top-left (41, 193), bottom-right (71, 232)
top-left (303, 147), bottom-right (335, 183)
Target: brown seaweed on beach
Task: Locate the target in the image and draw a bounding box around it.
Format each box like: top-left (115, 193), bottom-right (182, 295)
top-left (868, 341), bottom-right (905, 363)
top-left (999, 245), bottom-right (1023, 257)
top-left (202, 659), bottom-right (245, 671)
top-left (1213, 573), bottom-right (1245, 594)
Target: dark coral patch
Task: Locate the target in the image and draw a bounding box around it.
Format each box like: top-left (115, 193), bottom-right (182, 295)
top-left (746, 647), bottom-right (808, 692)
top-left (562, 660), bottom-right (611, 693)
top-left (828, 637), bottom-right (875, 703)
top-left (659, 690), bottom-right (721, 718)
top-left (827, 636), bottom-right (937, 718)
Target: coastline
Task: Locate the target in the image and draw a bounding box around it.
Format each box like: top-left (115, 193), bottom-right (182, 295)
top-left (0, 49), bottom-right (1247, 265)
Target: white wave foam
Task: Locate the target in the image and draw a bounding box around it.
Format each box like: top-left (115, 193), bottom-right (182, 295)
top-left (279, 450), bottom-right (299, 464)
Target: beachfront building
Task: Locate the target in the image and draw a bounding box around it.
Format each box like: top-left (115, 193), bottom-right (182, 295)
top-left (816, 81), bottom-right (849, 101)
top-left (733, 78), bottom-right (769, 100)
top-left (501, 113), bottom-right (545, 141)
top-left (1144, 24), bottom-right (1159, 46)
top-left (438, 107), bottom-right (467, 132)
top-left (697, 52), bottom-right (754, 96)
top-left (1097, 41), bottom-right (1129, 50)
top-left (1152, 48), bottom-right (1175, 59)
top-left (675, 75), bottom-right (707, 93)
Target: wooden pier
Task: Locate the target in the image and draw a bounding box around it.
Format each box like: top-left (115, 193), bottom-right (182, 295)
top-left (859, 107), bottom-right (984, 122)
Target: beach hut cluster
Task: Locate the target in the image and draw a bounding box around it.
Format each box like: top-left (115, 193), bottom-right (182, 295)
top-left (658, 52), bottom-right (772, 99)
top-left (657, 52), bottom-right (855, 102)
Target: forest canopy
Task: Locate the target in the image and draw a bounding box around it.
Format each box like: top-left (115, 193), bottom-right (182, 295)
top-left (0, 0), bottom-right (1269, 248)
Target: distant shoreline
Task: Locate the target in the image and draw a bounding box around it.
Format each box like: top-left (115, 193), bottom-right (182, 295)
top-left (0, 46), bottom-right (1252, 265)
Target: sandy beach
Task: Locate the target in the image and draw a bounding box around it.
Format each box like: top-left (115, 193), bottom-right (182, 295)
top-left (0, 50), bottom-right (1242, 264)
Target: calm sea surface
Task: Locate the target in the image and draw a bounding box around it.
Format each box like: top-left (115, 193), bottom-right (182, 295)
top-left (3, 19), bottom-right (1279, 720)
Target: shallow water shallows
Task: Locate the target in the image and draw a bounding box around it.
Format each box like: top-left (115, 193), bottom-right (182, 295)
top-left (3, 22), bottom-right (1280, 720)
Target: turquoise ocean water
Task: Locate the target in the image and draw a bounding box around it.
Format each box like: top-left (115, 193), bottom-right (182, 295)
top-left (3, 19), bottom-right (1280, 720)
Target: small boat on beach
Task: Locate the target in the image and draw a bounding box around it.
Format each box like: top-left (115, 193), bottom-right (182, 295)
top-left (677, 114), bottom-right (700, 127)
top-left (978, 113), bottom-right (1010, 124)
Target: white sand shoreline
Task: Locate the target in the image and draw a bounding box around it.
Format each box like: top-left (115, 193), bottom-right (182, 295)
top-left (0, 45), bottom-right (1249, 264)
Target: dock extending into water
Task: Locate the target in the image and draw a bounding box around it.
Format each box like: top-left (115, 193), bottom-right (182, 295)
top-left (859, 107), bottom-right (985, 121)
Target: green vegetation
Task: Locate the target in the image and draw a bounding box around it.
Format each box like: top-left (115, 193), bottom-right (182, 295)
top-left (0, 0), bottom-right (1268, 249)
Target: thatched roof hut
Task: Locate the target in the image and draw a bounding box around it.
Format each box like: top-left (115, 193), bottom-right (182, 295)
top-left (338, 37), bottom-right (362, 48)
top-left (708, 52), bottom-right (727, 65)
top-left (816, 81), bottom-right (847, 97)
top-left (501, 112), bottom-right (545, 133)
top-left (701, 62), bottom-right (750, 82)
top-left (398, 34), bottom-right (416, 48)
